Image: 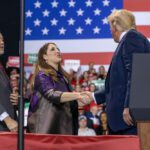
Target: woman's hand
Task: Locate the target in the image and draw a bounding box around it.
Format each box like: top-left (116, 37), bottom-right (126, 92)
top-left (77, 93), bottom-right (92, 107)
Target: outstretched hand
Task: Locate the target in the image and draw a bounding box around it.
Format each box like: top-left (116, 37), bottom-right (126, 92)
top-left (81, 91), bottom-right (93, 100)
top-left (77, 92), bottom-right (93, 107)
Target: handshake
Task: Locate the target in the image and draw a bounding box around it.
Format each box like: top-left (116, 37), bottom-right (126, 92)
top-left (76, 91), bottom-right (93, 107)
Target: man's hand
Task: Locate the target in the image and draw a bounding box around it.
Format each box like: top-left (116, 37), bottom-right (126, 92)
top-left (4, 116), bottom-right (18, 132)
top-left (81, 91), bottom-right (93, 100)
top-left (123, 108), bottom-right (134, 126)
top-left (77, 92), bottom-right (93, 107)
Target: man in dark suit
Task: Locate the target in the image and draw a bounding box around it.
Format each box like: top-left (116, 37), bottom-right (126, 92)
top-left (82, 10), bottom-right (150, 135)
top-left (0, 32), bottom-right (18, 132)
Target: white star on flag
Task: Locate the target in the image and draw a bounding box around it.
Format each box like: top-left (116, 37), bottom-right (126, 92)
top-left (102, 0), bottom-right (110, 7)
top-left (85, 17), bottom-right (92, 25)
top-left (85, 0), bottom-right (93, 7)
top-left (76, 27), bottom-right (83, 34)
top-left (94, 8), bottom-right (101, 16)
top-left (42, 9), bottom-right (50, 17)
top-left (26, 10), bottom-right (33, 18)
top-left (93, 26), bottom-right (100, 34)
top-left (51, 0), bottom-right (59, 8)
top-left (102, 17), bottom-right (108, 24)
top-left (25, 28), bottom-right (32, 35)
top-left (59, 27), bottom-right (66, 35)
top-left (68, 18), bottom-right (75, 25)
top-left (68, 0), bottom-right (76, 7)
top-left (111, 8), bottom-right (117, 13)
top-left (42, 27), bottom-right (49, 35)
top-left (51, 18), bottom-right (58, 26)
top-left (77, 9), bottom-right (84, 16)
top-left (34, 19), bottom-right (41, 26)
top-left (34, 1), bottom-right (41, 8)
top-left (60, 9), bottom-right (67, 16)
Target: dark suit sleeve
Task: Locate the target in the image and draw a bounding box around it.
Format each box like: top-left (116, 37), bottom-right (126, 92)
top-left (0, 82), bottom-right (9, 116)
top-left (94, 88), bottom-right (106, 104)
top-left (0, 104), bottom-right (7, 116)
top-left (122, 31), bottom-right (145, 107)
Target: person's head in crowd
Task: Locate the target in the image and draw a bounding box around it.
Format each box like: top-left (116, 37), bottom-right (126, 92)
top-left (71, 84), bottom-right (76, 91)
top-left (108, 9), bottom-right (136, 43)
top-left (88, 62), bottom-right (94, 73)
top-left (31, 43), bottom-right (70, 87)
top-left (98, 65), bottom-right (107, 79)
top-left (84, 86), bottom-right (90, 91)
top-left (82, 82), bottom-right (88, 88)
top-left (9, 68), bottom-right (19, 91)
top-left (88, 73), bottom-right (93, 81)
top-left (81, 71), bottom-right (89, 87)
top-left (10, 77), bottom-right (18, 88)
top-left (90, 102), bottom-right (98, 116)
top-left (99, 111), bottom-right (108, 125)
top-left (89, 83), bottom-right (97, 92)
top-left (78, 107), bottom-right (85, 116)
top-left (81, 85), bottom-right (85, 92)
top-left (88, 73), bottom-right (98, 81)
top-left (69, 69), bottom-right (77, 79)
top-left (10, 68), bottom-right (19, 77)
top-left (75, 84), bottom-right (82, 92)
top-left (97, 105), bottom-right (103, 115)
top-left (78, 115), bottom-right (88, 129)
top-left (0, 32), bottom-right (4, 56)
top-left (91, 68), bottom-right (96, 74)
top-left (93, 73), bottom-right (98, 80)
top-left (83, 71), bottom-right (89, 79)
top-left (6, 67), bottom-right (20, 79)
top-left (10, 68), bottom-right (18, 74)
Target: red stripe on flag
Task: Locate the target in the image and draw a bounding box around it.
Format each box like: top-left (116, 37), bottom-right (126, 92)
top-left (62, 52), bottom-right (113, 65)
top-left (137, 26), bottom-right (150, 38)
top-left (124, 0), bottom-right (150, 11)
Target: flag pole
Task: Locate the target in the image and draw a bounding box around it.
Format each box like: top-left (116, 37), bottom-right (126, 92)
top-left (18, 0), bottom-right (25, 149)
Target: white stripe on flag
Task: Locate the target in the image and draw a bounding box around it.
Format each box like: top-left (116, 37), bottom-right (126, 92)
top-left (25, 38), bottom-right (150, 54)
top-left (133, 12), bottom-right (150, 25)
top-left (25, 39), bottom-right (118, 54)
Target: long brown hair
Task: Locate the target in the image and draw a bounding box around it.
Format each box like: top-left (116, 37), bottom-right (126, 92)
top-left (31, 43), bottom-right (70, 88)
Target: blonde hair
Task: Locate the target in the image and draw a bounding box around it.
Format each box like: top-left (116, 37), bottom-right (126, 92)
top-left (31, 43), bottom-right (70, 88)
top-left (108, 9), bottom-right (136, 32)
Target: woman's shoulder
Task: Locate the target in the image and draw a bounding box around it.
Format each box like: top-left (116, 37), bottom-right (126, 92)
top-left (35, 70), bottom-right (52, 80)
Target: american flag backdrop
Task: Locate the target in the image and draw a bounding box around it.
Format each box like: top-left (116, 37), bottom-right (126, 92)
top-left (24, 0), bottom-right (150, 65)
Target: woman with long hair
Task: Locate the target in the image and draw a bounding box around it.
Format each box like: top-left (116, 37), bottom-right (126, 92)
top-left (96, 111), bottom-right (110, 135)
top-left (27, 43), bottom-right (88, 135)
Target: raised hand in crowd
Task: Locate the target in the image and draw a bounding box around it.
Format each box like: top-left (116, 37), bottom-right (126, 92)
top-left (10, 87), bottom-right (19, 106)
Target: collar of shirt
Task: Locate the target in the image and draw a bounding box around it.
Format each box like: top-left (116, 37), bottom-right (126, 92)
top-left (119, 31), bottom-right (128, 42)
